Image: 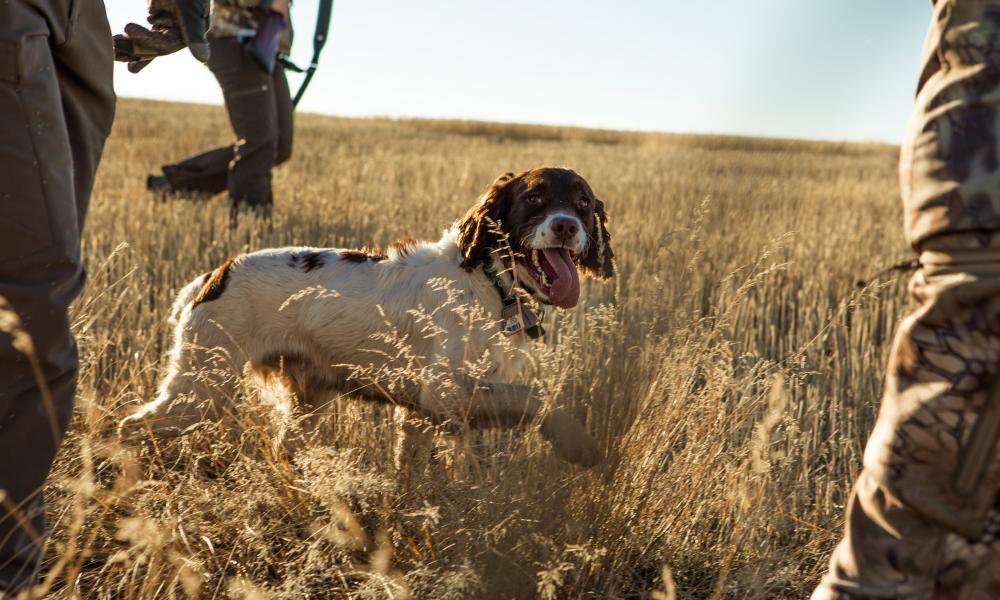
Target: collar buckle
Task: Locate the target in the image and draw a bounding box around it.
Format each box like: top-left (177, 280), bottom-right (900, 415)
top-left (500, 302), bottom-right (545, 339)
top-left (486, 260), bottom-right (546, 340)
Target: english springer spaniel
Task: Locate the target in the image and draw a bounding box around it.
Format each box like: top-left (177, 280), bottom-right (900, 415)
top-left (121, 167), bottom-right (615, 468)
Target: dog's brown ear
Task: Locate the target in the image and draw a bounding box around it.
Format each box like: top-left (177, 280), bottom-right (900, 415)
top-left (578, 198), bottom-right (615, 280)
top-left (457, 172), bottom-right (515, 271)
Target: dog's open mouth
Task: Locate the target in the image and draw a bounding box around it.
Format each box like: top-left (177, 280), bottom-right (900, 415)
top-left (521, 246), bottom-right (580, 308)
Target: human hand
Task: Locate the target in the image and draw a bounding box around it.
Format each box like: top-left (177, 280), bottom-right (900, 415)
top-left (113, 0), bottom-right (211, 73)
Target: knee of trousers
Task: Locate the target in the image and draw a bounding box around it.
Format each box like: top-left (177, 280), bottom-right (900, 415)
top-left (813, 471), bottom-right (945, 600)
top-left (816, 467), bottom-right (1000, 599)
top-left (0, 257), bottom-right (84, 346)
top-left (235, 124), bottom-right (281, 164)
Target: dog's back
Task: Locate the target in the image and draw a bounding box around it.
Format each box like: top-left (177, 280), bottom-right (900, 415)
top-left (122, 235), bottom-right (504, 435)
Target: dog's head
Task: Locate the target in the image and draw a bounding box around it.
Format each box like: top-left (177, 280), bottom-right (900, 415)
top-left (457, 167), bottom-right (614, 309)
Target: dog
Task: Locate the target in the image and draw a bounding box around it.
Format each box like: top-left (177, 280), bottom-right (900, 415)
top-left (120, 167), bottom-right (615, 469)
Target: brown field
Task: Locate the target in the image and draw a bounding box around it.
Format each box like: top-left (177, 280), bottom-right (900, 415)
top-left (24, 98), bottom-right (908, 598)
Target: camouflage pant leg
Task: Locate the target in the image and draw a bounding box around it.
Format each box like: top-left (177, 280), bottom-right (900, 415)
top-left (815, 2), bottom-right (1000, 597)
top-left (813, 274), bottom-right (1000, 600)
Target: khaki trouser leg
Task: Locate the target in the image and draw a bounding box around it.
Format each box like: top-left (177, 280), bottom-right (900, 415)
top-left (0, 0), bottom-right (114, 592)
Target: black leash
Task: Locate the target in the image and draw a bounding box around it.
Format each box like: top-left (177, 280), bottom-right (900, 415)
top-left (855, 259), bottom-right (921, 289)
top-left (279, 0), bottom-right (334, 109)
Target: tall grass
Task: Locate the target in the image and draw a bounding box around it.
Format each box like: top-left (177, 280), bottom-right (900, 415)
top-left (25, 99), bottom-right (907, 598)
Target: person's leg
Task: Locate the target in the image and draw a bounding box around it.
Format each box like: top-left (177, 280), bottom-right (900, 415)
top-left (208, 38), bottom-right (281, 212)
top-left (160, 147), bottom-right (232, 195)
top-left (814, 1), bottom-right (1000, 598)
top-left (158, 40), bottom-right (234, 196)
top-left (163, 40), bottom-right (287, 207)
top-left (0, 0), bottom-right (113, 593)
top-left (54, 1), bottom-right (117, 226)
top-left (814, 274), bottom-right (1000, 600)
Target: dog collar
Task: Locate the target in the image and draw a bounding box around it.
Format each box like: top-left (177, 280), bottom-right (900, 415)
top-left (483, 259), bottom-right (545, 340)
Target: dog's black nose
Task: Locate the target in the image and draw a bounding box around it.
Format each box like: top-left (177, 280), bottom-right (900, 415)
top-left (550, 217), bottom-right (579, 242)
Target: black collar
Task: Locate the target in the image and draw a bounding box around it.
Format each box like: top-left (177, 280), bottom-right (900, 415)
top-left (482, 258), bottom-right (546, 340)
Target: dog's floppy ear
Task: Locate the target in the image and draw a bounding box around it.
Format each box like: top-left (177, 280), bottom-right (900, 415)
top-left (578, 198), bottom-right (615, 280)
top-left (458, 172), bottom-right (516, 271)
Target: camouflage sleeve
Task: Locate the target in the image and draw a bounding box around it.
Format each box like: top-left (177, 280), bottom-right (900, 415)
top-left (208, 3), bottom-right (277, 39)
top-left (901, 0), bottom-right (1000, 251)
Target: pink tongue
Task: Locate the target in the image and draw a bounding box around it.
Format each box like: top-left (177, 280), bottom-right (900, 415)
top-left (541, 248), bottom-right (580, 308)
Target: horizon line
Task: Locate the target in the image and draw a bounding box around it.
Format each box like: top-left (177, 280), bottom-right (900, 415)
top-left (117, 95), bottom-right (902, 148)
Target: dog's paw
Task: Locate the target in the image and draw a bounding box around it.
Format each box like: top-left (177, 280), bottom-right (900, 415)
top-left (118, 396), bottom-right (207, 439)
top-left (540, 409), bottom-right (601, 468)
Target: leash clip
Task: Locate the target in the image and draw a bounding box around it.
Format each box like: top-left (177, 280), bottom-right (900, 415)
top-left (501, 302), bottom-right (545, 339)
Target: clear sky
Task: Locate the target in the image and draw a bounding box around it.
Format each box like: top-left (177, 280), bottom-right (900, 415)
top-left (107, 1), bottom-right (932, 143)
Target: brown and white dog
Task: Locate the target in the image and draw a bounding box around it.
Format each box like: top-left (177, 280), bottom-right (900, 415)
top-left (120, 167), bottom-right (614, 468)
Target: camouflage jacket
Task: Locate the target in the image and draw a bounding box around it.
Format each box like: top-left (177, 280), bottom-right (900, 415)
top-left (901, 0), bottom-right (1000, 253)
top-left (208, 0), bottom-right (292, 53)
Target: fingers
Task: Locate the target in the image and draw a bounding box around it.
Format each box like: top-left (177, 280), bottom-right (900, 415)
top-left (113, 33), bottom-right (156, 72)
top-left (125, 22), bottom-right (183, 54)
top-left (113, 0), bottom-right (211, 73)
top-left (112, 34), bottom-right (137, 62)
top-left (128, 59), bottom-right (154, 74)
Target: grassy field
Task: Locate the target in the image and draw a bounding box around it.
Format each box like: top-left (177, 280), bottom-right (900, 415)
top-left (26, 98), bottom-right (908, 598)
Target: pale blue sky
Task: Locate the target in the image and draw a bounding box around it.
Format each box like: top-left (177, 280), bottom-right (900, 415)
top-left (108, 1), bottom-right (931, 143)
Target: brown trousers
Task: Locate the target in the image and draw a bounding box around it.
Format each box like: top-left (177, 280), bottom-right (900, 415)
top-left (162, 37), bottom-right (293, 210)
top-left (0, 0), bottom-right (114, 593)
top-left (814, 1), bottom-right (1000, 598)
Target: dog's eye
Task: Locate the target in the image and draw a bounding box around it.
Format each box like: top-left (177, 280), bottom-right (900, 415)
top-left (577, 196), bottom-right (592, 208)
top-left (524, 194), bottom-right (544, 205)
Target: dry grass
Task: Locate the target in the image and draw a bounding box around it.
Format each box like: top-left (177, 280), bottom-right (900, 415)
top-left (20, 98), bottom-right (908, 598)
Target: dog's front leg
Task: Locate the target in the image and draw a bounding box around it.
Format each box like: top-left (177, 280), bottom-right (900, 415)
top-left (392, 406), bottom-right (435, 489)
